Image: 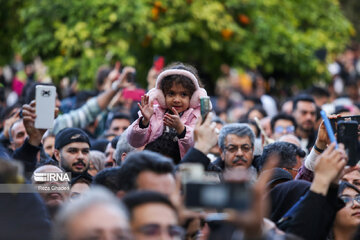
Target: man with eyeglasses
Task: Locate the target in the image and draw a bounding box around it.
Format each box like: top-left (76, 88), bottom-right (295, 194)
top-left (270, 113), bottom-right (297, 140)
top-left (217, 123), bottom-right (256, 170)
top-left (181, 121), bottom-right (257, 172)
top-left (123, 191), bottom-right (184, 240)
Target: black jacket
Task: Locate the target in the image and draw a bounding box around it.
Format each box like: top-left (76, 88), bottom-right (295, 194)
top-left (12, 137), bottom-right (42, 175)
top-left (278, 184), bottom-right (344, 240)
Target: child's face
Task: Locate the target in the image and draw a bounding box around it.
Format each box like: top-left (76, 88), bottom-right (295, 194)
top-left (165, 83), bottom-right (190, 113)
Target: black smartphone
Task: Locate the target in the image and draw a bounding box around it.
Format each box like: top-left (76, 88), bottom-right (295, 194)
top-left (337, 120), bottom-right (359, 166)
top-left (126, 72), bottom-right (136, 83)
top-left (185, 182), bottom-right (252, 211)
top-left (330, 115), bottom-right (360, 132)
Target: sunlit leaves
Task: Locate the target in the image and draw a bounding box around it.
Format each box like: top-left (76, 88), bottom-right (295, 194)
top-left (14, 0), bottom-right (352, 88)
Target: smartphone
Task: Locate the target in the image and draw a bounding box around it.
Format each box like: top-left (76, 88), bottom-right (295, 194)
top-left (35, 85), bottom-right (56, 129)
top-left (122, 88), bottom-right (146, 101)
top-left (337, 120), bottom-right (359, 166)
top-left (153, 56), bottom-right (165, 71)
top-left (200, 96), bottom-right (211, 122)
top-left (178, 163), bottom-right (204, 184)
top-left (185, 182), bottom-right (252, 211)
top-left (330, 115), bottom-right (360, 132)
top-left (126, 72), bottom-right (136, 83)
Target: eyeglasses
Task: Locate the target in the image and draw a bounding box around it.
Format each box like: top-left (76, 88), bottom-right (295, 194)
top-left (136, 224), bottom-right (184, 239)
top-left (340, 195), bottom-right (360, 207)
top-left (224, 144), bottom-right (253, 153)
top-left (274, 126), bottom-right (295, 134)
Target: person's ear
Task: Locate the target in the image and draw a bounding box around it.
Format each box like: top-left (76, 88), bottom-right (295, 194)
top-left (219, 148), bottom-right (225, 161)
top-left (54, 149), bottom-right (61, 162)
top-left (121, 152), bottom-right (127, 162)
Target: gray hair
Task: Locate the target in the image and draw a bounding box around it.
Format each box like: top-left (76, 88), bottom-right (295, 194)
top-left (114, 132), bottom-right (135, 165)
top-left (89, 150), bottom-right (106, 172)
top-left (218, 123), bottom-right (255, 150)
top-left (53, 187), bottom-right (129, 240)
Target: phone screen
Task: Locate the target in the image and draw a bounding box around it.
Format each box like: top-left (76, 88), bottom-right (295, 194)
top-left (337, 120), bottom-right (359, 166)
top-left (35, 85), bottom-right (56, 129)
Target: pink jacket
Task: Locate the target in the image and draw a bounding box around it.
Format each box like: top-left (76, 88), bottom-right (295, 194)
top-left (127, 105), bottom-right (200, 158)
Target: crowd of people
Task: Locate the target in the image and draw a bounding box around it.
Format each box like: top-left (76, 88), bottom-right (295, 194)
top-left (1, 45), bottom-right (360, 240)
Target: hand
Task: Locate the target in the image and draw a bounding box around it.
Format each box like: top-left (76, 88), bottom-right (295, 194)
top-left (22, 100), bottom-right (59, 146)
top-left (224, 156), bottom-right (278, 238)
top-left (108, 63), bottom-right (135, 91)
top-left (315, 115), bottom-right (339, 150)
top-left (164, 107), bottom-right (184, 134)
top-left (107, 61), bottom-right (121, 83)
top-left (193, 113), bottom-right (218, 154)
top-left (3, 110), bottom-right (20, 139)
top-left (116, 66), bottom-right (135, 89)
top-left (138, 95), bottom-right (154, 126)
top-left (311, 143), bottom-right (347, 195)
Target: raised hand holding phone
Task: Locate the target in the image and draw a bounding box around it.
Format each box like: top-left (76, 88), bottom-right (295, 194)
top-left (320, 110), bottom-right (338, 149)
top-left (35, 85), bottom-right (56, 129)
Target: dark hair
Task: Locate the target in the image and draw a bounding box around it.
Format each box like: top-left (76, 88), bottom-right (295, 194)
top-left (96, 66), bottom-right (111, 89)
top-left (21, 82), bottom-right (57, 104)
top-left (0, 103), bottom-right (22, 122)
top-left (91, 139), bottom-right (110, 152)
top-left (245, 105), bottom-right (267, 120)
top-left (315, 105), bottom-right (321, 121)
top-left (260, 142), bottom-right (305, 170)
top-left (243, 96), bottom-right (262, 106)
top-left (292, 94), bottom-right (315, 112)
top-left (122, 191), bottom-right (177, 220)
top-left (70, 175), bottom-right (92, 186)
top-left (110, 112), bottom-right (131, 124)
top-left (270, 113), bottom-right (297, 132)
top-left (338, 181), bottom-right (360, 195)
top-left (118, 150), bottom-right (175, 192)
top-left (92, 167), bottom-right (122, 194)
top-left (160, 62), bottom-right (200, 97)
top-left (308, 86), bottom-right (330, 98)
top-left (111, 135), bottom-right (120, 149)
top-left (334, 106), bottom-right (350, 115)
top-left (239, 119), bottom-right (260, 138)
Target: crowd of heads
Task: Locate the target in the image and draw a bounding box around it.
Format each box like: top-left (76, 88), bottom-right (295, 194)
top-left (1, 48), bottom-right (360, 240)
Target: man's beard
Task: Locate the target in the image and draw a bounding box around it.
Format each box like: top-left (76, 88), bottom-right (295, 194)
top-left (299, 123), bottom-right (314, 133)
top-left (60, 156), bottom-right (89, 176)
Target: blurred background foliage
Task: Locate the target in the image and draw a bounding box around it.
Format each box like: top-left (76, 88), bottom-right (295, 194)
top-left (0, 0), bottom-right (356, 90)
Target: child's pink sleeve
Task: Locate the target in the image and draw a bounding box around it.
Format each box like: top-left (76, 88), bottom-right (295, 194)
top-left (126, 117), bottom-right (152, 148)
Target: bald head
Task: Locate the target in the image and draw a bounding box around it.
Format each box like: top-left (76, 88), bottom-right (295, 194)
top-left (278, 134), bottom-right (301, 147)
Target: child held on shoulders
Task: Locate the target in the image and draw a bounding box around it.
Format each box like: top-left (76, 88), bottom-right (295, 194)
top-left (126, 62), bottom-right (209, 164)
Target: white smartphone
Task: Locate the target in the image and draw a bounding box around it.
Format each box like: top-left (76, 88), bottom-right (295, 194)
top-left (35, 85), bottom-right (56, 129)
